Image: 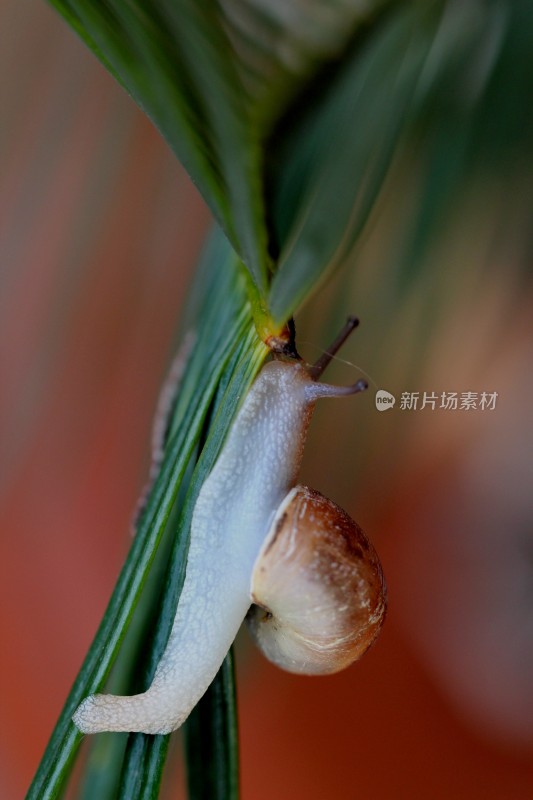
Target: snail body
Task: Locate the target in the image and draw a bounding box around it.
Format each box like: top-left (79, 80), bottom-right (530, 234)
top-left (73, 325), bottom-right (386, 736)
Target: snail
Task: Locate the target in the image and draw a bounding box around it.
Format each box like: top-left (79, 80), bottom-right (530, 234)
top-left (73, 318), bottom-right (386, 735)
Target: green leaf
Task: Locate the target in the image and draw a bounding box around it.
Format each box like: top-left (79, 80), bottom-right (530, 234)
top-left (220, 0), bottom-right (390, 129)
top-left (184, 650), bottom-right (239, 800)
top-left (27, 231), bottom-right (267, 800)
top-left (48, 0), bottom-right (398, 322)
top-left (115, 310), bottom-right (263, 798)
top-left (116, 733), bottom-right (170, 799)
top-left (395, 0), bottom-right (533, 290)
top-left (49, 0), bottom-right (271, 295)
top-left (267, 2), bottom-right (445, 324)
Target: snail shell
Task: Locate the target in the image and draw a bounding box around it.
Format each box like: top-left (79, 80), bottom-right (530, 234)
top-left (247, 486), bottom-right (387, 674)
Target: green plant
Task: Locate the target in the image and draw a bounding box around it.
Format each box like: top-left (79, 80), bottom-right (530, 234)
top-left (27, 0), bottom-right (533, 797)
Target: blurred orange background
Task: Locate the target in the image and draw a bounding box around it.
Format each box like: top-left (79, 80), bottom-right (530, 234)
top-left (2, 2), bottom-right (532, 799)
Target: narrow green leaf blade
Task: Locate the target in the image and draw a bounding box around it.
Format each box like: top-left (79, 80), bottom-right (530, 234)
top-left (26, 233), bottom-right (262, 800)
top-left (220, 0), bottom-right (390, 128)
top-left (184, 650), bottom-right (239, 800)
top-left (49, 0), bottom-right (271, 294)
top-left (116, 317), bottom-right (264, 799)
top-left (268, 2), bottom-right (444, 324)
